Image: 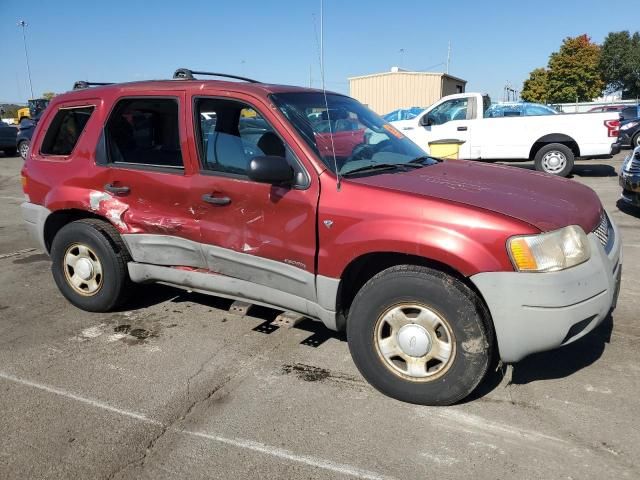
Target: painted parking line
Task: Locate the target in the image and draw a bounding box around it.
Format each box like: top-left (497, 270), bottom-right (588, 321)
top-left (0, 371), bottom-right (396, 480)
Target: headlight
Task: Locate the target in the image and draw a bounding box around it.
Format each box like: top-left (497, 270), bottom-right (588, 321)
top-left (508, 225), bottom-right (590, 272)
top-left (621, 121), bottom-right (639, 130)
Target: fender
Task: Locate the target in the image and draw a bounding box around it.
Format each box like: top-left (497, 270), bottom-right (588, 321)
top-left (530, 133), bottom-right (580, 157)
top-left (316, 178), bottom-right (537, 279)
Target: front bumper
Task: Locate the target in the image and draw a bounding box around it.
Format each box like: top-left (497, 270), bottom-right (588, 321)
top-left (470, 217), bottom-right (622, 363)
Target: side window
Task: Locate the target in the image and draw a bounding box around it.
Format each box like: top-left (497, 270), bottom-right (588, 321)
top-left (41, 106), bottom-right (94, 156)
top-left (196, 99), bottom-right (290, 176)
top-left (428, 98), bottom-right (468, 125)
top-left (105, 98), bottom-right (183, 169)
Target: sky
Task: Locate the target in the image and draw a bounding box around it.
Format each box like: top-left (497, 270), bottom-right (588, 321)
top-left (0, 0), bottom-right (634, 107)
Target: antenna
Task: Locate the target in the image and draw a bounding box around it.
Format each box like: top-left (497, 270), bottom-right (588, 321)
top-left (319, 0), bottom-right (340, 191)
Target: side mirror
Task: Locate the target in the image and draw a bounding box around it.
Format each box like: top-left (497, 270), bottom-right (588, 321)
top-left (420, 114), bottom-right (435, 127)
top-left (248, 155), bottom-right (294, 185)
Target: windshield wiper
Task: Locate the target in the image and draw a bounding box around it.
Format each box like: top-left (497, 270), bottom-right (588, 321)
top-left (341, 163), bottom-right (405, 176)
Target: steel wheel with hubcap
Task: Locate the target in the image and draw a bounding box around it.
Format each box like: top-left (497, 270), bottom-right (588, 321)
top-left (63, 243), bottom-right (103, 296)
top-left (51, 218), bottom-right (132, 312)
top-left (375, 304), bottom-right (455, 381)
top-left (540, 150), bottom-right (567, 175)
top-left (534, 142), bottom-right (575, 177)
top-left (347, 265), bottom-right (493, 406)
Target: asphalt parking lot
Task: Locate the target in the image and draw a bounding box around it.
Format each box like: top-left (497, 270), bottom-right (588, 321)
top-left (1, 152), bottom-right (639, 479)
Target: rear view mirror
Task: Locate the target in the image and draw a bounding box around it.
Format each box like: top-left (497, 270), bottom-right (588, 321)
top-left (247, 155), bottom-right (294, 185)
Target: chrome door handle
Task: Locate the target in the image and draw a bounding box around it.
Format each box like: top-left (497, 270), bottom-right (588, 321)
top-left (202, 194), bottom-right (231, 206)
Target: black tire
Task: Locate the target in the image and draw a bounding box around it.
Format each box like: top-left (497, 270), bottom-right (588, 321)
top-left (533, 143), bottom-right (575, 177)
top-left (50, 218), bottom-right (132, 312)
top-left (18, 140), bottom-right (29, 160)
top-left (347, 265), bottom-right (493, 406)
top-left (4, 147), bottom-right (17, 157)
top-left (631, 132), bottom-right (640, 149)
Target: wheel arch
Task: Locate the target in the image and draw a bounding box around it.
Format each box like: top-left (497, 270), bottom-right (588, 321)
top-left (335, 251), bottom-right (493, 332)
top-left (43, 208), bottom-right (122, 254)
top-left (529, 134), bottom-right (580, 160)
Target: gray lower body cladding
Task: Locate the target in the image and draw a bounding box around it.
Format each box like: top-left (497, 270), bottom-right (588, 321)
top-left (122, 234), bottom-right (340, 330)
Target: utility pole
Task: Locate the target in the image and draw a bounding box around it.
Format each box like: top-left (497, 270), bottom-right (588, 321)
top-left (446, 41), bottom-right (451, 74)
top-left (17, 20), bottom-right (34, 100)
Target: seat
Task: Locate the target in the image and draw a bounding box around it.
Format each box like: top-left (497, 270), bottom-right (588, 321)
top-left (206, 131), bottom-right (247, 174)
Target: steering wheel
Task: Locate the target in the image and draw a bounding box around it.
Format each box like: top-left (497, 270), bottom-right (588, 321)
top-left (348, 139), bottom-right (393, 161)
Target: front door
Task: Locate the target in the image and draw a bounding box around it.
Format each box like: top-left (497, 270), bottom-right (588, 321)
top-left (188, 95), bottom-right (319, 301)
top-left (410, 97), bottom-right (474, 159)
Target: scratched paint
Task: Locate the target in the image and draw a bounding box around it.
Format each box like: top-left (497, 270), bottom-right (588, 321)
top-left (89, 190), bottom-right (129, 230)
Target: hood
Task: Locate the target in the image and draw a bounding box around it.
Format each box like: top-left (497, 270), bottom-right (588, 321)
top-left (351, 160), bottom-right (602, 233)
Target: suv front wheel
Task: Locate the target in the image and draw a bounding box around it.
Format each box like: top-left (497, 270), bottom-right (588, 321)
top-left (347, 265), bottom-right (493, 406)
top-left (51, 218), bottom-right (132, 312)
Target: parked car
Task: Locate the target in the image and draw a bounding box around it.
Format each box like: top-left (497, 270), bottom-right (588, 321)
top-left (16, 118), bottom-right (37, 159)
top-left (484, 102), bottom-right (557, 117)
top-left (616, 117), bottom-right (640, 149)
top-left (0, 120), bottom-right (18, 156)
top-left (20, 71), bottom-right (621, 406)
top-left (391, 92), bottom-right (621, 177)
top-left (620, 105), bottom-right (640, 122)
top-left (588, 105), bottom-right (626, 113)
top-left (619, 147), bottom-right (640, 208)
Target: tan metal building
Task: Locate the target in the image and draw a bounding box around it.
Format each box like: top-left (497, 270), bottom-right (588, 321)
top-left (348, 67), bottom-right (467, 114)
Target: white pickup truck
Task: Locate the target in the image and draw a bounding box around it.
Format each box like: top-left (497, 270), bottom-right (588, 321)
top-left (391, 92), bottom-right (621, 176)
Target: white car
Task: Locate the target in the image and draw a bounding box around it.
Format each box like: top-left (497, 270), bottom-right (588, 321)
top-left (392, 93), bottom-right (621, 176)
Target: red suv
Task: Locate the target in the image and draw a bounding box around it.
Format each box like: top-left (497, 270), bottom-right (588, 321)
top-left (20, 70), bottom-right (622, 405)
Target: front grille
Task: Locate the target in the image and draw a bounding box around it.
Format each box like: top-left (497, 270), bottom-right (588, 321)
top-left (593, 211), bottom-right (613, 251)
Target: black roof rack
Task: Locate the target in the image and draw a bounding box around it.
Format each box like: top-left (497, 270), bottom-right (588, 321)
top-left (173, 68), bottom-right (260, 83)
top-left (73, 81), bottom-right (114, 90)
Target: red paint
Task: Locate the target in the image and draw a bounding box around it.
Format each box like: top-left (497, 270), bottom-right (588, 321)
top-left (24, 79), bottom-right (603, 282)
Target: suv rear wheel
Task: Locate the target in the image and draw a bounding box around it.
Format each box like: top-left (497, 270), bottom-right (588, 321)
top-left (50, 218), bottom-right (132, 312)
top-left (347, 265), bottom-right (492, 406)
top-left (534, 143), bottom-right (574, 177)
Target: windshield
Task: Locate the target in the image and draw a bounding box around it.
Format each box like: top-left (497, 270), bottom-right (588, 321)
top-left (271, 92), bottom-right (433, 175)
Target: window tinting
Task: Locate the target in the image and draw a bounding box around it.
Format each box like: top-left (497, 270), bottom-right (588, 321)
top-left (196, 99), bottom-right (289, 176)
top-left (106, 98), bottom-right (183, 168)
top-left (41, 106), bottom-right (94, 155)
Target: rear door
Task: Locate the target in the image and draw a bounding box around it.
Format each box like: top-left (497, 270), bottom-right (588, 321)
top-left (188, 93), bottom-right (319, 302)
top-left (97, 93), bottom-right (202, 267)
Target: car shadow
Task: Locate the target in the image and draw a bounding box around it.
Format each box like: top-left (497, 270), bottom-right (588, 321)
top-left (617, 199), bottom-right (640, 218)
top-left (503, 162), bottom-right (617, 177)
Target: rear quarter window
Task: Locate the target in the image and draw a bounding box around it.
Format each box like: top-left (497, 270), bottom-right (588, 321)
top-left (40, 106), bottom-right (95, 156)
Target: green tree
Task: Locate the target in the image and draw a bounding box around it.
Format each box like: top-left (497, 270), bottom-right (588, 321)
top-left (546, 35), bottom-right (604, 103)
top-left (600, 31), bottom-right (640, 99)
top-left (42, 92), bottom-right (56, 100)
top-left (521, 68), bottom-right (549, 102)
